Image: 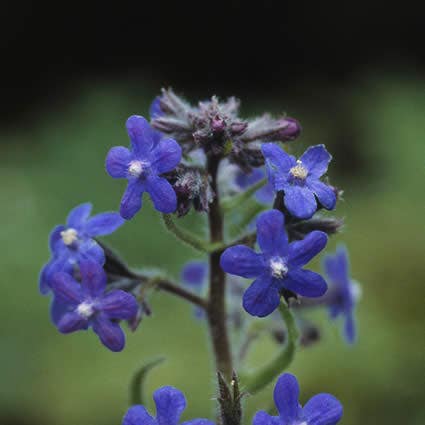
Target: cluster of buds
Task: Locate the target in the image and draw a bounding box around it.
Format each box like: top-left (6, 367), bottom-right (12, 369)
top-left (152, 88), bottom-right (301, 163)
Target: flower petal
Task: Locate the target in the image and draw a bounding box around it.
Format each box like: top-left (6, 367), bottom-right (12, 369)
top-left (84, 212), bottom-right (125, 237)
top-left (92, 314), bottom-right (126, 352)
top-left (122, 406), bottom-right (156, 425)
top-left (243, 276), bottom-right (280, 317)
top-left (57, 311), bottom-right (89, 333)
top-left (256, 209), bottom-right (288, 257)
top-left (252, 411), bottom-right (277, 425)
top-left (126, 115), bottom-right (156, 156)
top-left (49, 225), bottom-right (65, 254)
top-left (120, 180), bottom-right (145, 220)
top-left (39, 257), bottom-right (73, 295)
top-left (50, 296), bottom-right (74, 326)
top-left (181, 261), bottom-right (208, 286)
top-left (51, 272), bottom-right (83, 304)
top-left (283, 269), bottom-right (327, 298)
top-left (105, 146), bottom-right (132, 178)
top-left (78, 239), bottom-right (105, 265)
top-left (79, 260), bottom-right (107, 297)
top-left (145, 176), bottom-right (177, 214)
top-left (66, 203), bottom-right (92, 228)
top-left (220, 245), bottom-right (265, 278)
top-left (151, 138), bottom-right (182, 174)
top-left (99, 290), bottom-right (138, 320)
top-left (300, 145), bottom-right (332, 178)
top-left (273, 373), bottom-right (301, 424)
top-left (283, 185), bottom-right (317, 219)
top-left (150, 96), bottom-right (164, 119)
top-left (153, 386), bottom-right (186, 425)
top-left (307, 179), bottom-right (336, 210)
top-left (261, 143), bottom-right (295, 179)
top-left (344, 311), bottom-right (356, 344)
top-left (182, 420), bottom-right (215, 425)
top-left (288, 231), bottom-right (327, 268)
top-left (301, 393), bottom-right (343, 425)
top-left (324, 246), bottom-right (349, 286)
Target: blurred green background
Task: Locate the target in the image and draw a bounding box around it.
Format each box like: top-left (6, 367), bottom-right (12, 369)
top-left (0, 74), bottom-right (424, 425)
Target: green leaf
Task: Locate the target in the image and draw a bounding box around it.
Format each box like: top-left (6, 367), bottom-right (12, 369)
top-left (130, 357), bottom-right (165, 406)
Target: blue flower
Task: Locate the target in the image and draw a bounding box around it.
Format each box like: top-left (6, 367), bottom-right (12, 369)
top-left (262, 143), bottom-right (336, 219)
top-left (181, 261), bottom-right (208, 319)
top-left (323, 246), bottom-right (360, 344)
top-left (123, 386), bottom-right (214, 425)
top-left (39, 203), bottom-right (125, 294)
top-left (220, 209), bottom-right (328, 317)
top-left (106, 115), bottom-right (182, 219)
top-left (50, 260), bottom-right (138, 352)
top-left (235, 168), bottom-right (274, 204)
top-left (253, 373), bottom-right (343, 425)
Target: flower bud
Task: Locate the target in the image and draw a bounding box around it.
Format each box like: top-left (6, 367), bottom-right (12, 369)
top-left (277, 117), bottom-right (302, 141)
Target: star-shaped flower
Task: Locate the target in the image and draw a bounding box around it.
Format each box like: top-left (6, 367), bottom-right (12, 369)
top-left (323, 246), bottom-right (360, 344)
top-left (253, 373), bottom-right (343, 425)
top-left (39, 203), bottom-right (124, 294)
top-left (106, 115), bottom-right (182, 219)
top-left (123, 386), bottom-right (214, 425)
top-left (262, 143), bottom-right (336, 219)
top-left (220, 209), bottom-right (328, 317)
top-left (51, 260), bottom-right (138, 352)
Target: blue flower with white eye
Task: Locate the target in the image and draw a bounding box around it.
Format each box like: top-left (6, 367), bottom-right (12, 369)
top-left (220, 209), bottom-right (328, 317)
top-left (253, 373), bottom-right (343, 425)
top-left (51, 260), bottom-right (138, 352)
top-left (262, 143), bottom-right (336, 219)
top-left (106, 115), bottom-right (182, 219)
top-left (39, 203), bottom-right (124, 294)
top-left (123, 386), bottom-right (214, 425)
top-left (235, 167), bottom-right (274, 204)
top-left (323, 246), bottom-right (360, 344)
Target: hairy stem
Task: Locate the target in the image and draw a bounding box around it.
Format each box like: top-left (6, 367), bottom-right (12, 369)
top-left (206, 154), bottom-right (233, 380)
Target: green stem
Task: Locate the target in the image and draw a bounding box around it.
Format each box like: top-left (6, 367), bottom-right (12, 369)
top-left (242, 300), bottom-right (299, 394)
top-left (161, 213), bottom-right (211, 253)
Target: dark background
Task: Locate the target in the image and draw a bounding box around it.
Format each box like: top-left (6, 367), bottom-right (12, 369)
top-left (1, 2), bottom-right (424, 425)
top-left (2, 2), bottom-right (424, 125)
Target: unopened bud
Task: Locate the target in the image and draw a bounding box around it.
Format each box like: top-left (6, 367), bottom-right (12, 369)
top-left (277, 117), bottom-right (302, 141)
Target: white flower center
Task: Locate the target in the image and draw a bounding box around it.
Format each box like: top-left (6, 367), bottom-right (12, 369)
top-left (60, 228), bottom-right (78, 245)
top-left (128, 160), bottom-right (146, 177)
top-left (270, 258), bottom-right (288, 278)
top-left (290, 160), bottom-right (308, 180)
top-left (76, 302), bottom-right (94, 319)
top-left (349, 280), bottom-right (362, 302)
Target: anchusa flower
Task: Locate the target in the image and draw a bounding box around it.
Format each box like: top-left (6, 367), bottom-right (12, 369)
top-left (50, 259), bottom-right (138, 352)
top-left (220, 209), bottom-right (328, 317)
top-left (39, 203), bottom-right (124, 294)
top-left (122, 386), bottom-right (214, 425)
top-left (262, 143), bottom-right (337, 219)
top-left (106, 115), bottom-right (182, 219)
top-left (323, 246), bottom-right (361, 343)
top-left (253, 373), bottom-right (343, 425)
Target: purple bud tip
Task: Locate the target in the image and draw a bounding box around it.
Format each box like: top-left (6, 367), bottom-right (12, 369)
top-left (278, 117), bottom-right (302, 141)
top-left (211, 115), bottom-right (226, 132)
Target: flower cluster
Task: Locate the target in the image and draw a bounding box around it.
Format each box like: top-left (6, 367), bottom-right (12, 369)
top-left (37, 89), bottom-right (361, 423)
